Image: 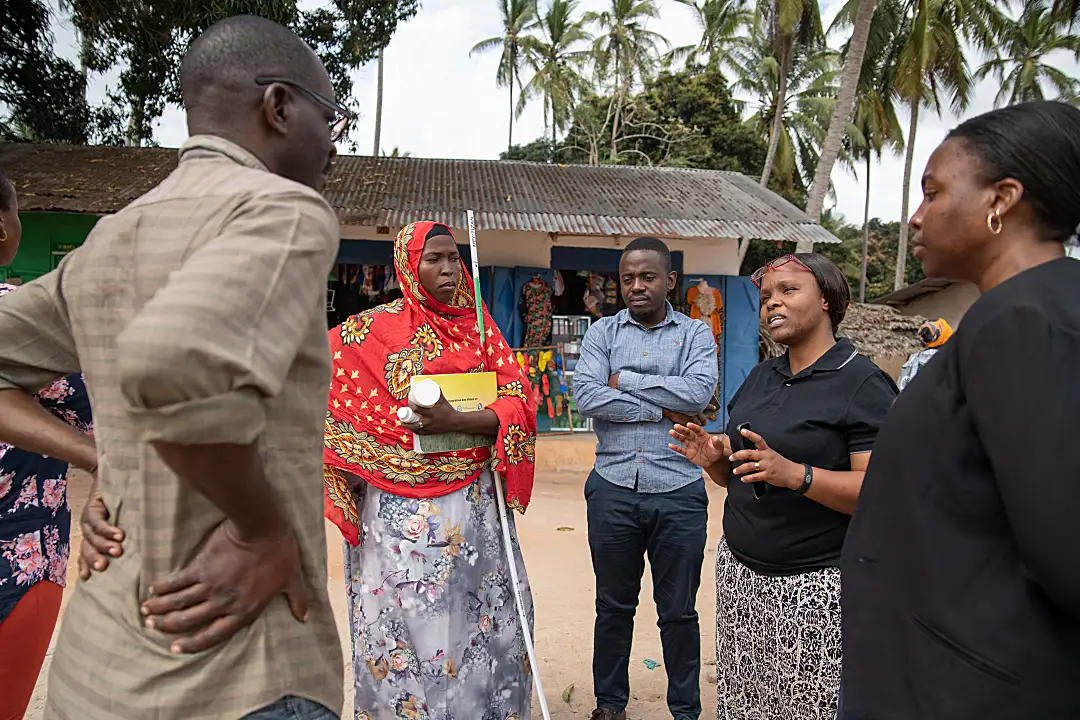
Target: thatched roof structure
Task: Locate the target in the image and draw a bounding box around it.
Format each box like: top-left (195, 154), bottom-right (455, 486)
top-left (759, 303), bottom-right (928, 361)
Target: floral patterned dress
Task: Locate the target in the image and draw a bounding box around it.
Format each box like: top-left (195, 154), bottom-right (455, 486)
top-left (345, 470), bottom-right (534, 720)
top-left (0, 283), bottom-right (94, 623)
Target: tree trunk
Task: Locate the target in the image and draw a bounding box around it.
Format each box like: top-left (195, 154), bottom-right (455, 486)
top-left (804, 0), bottom-right (878, 231)
top-left (507, 74), bottom-right (514, 153)
top-left (373, 46), bottom-right (385, 156)
top-left (894, 100), bottom-right (920, 291)
top-left (859, 154), bottom-right (871, 303)
top-left (610, 49), bottom-right (623, 163)
top-left (610, 82), bottom-right (625, 164)
top-left (125, 105), bottom-right (141, 147)
top-left (760, 45), bottom-right (791, 187)
top-left (550, 97), bottom-right (556, 160)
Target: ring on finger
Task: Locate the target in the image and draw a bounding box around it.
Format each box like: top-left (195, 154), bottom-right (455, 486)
top-left (754, 461), bottom-right (761, 470)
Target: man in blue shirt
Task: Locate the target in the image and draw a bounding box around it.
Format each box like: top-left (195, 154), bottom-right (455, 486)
top-left (574, 237), bottom-right (718, 720)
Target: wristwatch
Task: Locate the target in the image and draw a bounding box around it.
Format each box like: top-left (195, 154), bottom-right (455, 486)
top-left (795, 463), bottom-right (814, 495)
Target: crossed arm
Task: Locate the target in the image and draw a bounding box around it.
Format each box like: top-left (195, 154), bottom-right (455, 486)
top-left (615, 323), bottom-right (717, 414)
top-left (573, 321), bottom-right (718, 423)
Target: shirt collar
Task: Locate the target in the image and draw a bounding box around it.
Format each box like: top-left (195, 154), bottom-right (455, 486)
top-left (618, 301), bottom-right (681, 328)
top-left (772, 337), bottom-right (859, 379)
top-left (178, 135), bottom-right (269, 172)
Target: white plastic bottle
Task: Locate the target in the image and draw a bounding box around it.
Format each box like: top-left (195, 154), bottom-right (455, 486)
top-left (396, 377), bottom-right (442, 424)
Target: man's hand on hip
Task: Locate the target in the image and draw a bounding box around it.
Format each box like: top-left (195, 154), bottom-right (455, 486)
top-left (139, 519), bottom-right (309, 654)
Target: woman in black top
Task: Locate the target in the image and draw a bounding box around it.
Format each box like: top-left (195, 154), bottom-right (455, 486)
top-left (842, 102), bottom-right (1080, 720)
top-left (670, 253), bottom-right (896, 719)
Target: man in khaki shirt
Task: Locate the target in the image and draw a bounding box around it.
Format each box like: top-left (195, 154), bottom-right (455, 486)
top-left (0, 15), bottom-right (352, 720)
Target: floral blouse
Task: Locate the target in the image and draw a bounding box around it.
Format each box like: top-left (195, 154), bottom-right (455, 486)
top-left (0, 283), bottom-right (94, 623)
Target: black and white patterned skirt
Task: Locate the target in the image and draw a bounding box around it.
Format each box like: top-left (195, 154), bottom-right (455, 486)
top-left (715, 538), bottom-right (842, 720)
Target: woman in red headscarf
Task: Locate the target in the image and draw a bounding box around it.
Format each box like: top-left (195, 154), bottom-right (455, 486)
top-left (324, 221), bottom-right (538, 719)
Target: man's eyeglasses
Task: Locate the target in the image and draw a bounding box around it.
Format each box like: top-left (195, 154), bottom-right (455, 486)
top-left (255, 77), bottom-right (354, 142)
top-left (750, 254), bottom-right (814, 288)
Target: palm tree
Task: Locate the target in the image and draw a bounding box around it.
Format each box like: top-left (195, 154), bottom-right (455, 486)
top-left (890, 0), bottom-right (1002, 291)
top-left (800, 0), bottom-right (878, 242)
top-left (733, 22), bottom-right (845, 196)
top-left (1052, 0), bottom-right (1080, 26)
top-left (667, 0), bottom-right (752, 71)
top-left (585, 0), bottom-right (669, 162)
top-left (471, 0), bottom-right (540, 153)
top-left (975, 0), bottom-right (1080, 106)
top-left (519, 0), bottom-right (593, 153)
top-left (756, 0), bottom-right (824, 188)
top-left (848, 82), bottom-right (905, 301)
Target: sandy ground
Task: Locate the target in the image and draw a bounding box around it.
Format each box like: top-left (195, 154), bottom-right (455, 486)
top-left (28, 471), bottom-right (726, 720)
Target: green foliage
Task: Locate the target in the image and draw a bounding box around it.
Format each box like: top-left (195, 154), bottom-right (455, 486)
top-left (1, 0), bottom-right (94, 143)
top-left (504, 65), bottom-right (768, 175)
top-left (9, 0), bottom-right (420, 146)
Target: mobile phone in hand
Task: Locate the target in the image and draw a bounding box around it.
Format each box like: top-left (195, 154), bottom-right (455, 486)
top-left (733, 422), bottom-right (769, 499)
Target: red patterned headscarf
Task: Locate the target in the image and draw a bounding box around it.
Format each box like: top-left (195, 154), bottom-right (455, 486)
top-left (323, 221), bottom-right (538, 545)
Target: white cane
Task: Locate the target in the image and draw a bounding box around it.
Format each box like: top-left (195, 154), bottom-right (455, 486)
top-left (466, 210), bottom-right (552, 720)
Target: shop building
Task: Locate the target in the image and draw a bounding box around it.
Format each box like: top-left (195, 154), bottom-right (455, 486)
top-left (0, 143), bottom-right (839, 433)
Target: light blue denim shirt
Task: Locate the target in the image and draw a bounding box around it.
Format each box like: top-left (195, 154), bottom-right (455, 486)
top-left (573, 303), bottom-right (718, 492)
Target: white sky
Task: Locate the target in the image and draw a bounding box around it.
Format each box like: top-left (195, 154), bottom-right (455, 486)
top-left (48, 0), bottom-right (1080, 227)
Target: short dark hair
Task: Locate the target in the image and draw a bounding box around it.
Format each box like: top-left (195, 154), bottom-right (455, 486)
top-left (180, 15), bottom-right (325, 115)
top-left (0, 168), bottom-right (14, 213)
top-left (622, 236), bottom-right (672, 272)
top-left (947, 101), bottom-right (1080, 243)
top-left (793, 252), bottom-right (850, 331)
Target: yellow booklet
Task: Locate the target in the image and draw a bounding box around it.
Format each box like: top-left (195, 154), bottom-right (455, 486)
top-left (410, 372), bottom-right (498, 454)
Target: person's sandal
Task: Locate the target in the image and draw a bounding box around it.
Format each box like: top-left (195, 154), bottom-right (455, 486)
top-left (589, 709), bottom-right (627, 720)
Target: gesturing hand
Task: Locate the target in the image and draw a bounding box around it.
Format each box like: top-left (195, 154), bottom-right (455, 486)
top-left (400, 394), bottom-right (460, 436)
top-left (140, 520), bottom-right (309, 654)
top-left (668, 422), bottom-right (730, 469)
top-left (729, 427), bottom-right (803, 490)
top-left (77, 470), bottom-right (125, 581)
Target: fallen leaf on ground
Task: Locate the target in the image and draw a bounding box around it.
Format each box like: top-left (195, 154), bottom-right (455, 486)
top-left (562, 683), bottom-right (574, 704)
top-left (556, 527), bottom-right (575, 532)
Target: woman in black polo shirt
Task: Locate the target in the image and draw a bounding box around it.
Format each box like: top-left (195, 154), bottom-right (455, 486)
top-left (669, 253), bottom-right (896, 719)
top-left (842, 102), bottom-right (1080, 719)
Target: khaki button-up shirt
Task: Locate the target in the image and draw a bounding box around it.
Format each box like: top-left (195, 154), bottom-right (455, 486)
top-left (0, 135), bottom-right (344, 719)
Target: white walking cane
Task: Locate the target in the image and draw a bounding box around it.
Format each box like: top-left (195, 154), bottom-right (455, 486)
top-left (466, 210), bottom-right (552, 720)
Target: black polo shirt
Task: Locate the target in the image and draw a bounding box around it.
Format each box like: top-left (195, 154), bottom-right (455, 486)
top-left (842, 258), bottom-right (1080, 719)
top-left (724, 338), bottom-right (897, 576)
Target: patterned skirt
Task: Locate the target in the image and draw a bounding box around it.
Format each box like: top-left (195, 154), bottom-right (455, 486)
top-left (715, 538), bottom-right (842, 720)
top-left (344, 470), bottom-right (534, 720)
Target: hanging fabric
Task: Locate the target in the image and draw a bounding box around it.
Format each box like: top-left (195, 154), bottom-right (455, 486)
top-left (520, 275), bottom-right (553, 348)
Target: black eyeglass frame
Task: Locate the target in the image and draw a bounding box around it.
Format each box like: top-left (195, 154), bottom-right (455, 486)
top-left (255, 76), bottom-right (354, 142)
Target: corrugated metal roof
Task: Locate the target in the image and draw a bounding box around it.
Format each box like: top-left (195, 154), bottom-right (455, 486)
top-left (0, 143), bottom-right (839, 244)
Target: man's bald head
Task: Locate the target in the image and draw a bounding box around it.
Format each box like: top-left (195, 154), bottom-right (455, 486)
top-left (180, 15), bottom-right (340, 192)
top-left (180, 15), bottom-right (329, 120)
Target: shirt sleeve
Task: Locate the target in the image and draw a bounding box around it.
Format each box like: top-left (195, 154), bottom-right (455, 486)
top-left (617, 322), bottom-right (719, 414)
top-left (844, 370), bottom-right (898, 454)
top-left (961, 304), bottom-right (1080, 611)
top-left (116, 189), bottom-right (339, 446)
top-left (572, 321), bottom-right (662, 423)
top-left (0, 267), bottom-right (81, 394)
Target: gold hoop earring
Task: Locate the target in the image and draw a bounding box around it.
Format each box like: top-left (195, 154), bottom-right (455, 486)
top-left (987, 211), bottom-right (1003, 235)
top-left (0, 228), bottom-right (7, 243)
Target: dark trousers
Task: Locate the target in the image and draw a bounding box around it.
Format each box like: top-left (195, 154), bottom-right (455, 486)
top-left (585, 470), bottom-right (708, 719)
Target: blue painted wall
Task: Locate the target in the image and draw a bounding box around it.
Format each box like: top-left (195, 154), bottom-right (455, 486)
top-left (720, 276), bottom-right (761, 430)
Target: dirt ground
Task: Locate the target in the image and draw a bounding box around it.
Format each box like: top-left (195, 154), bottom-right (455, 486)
top-left (28, 471), bottom-right (726, 720)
